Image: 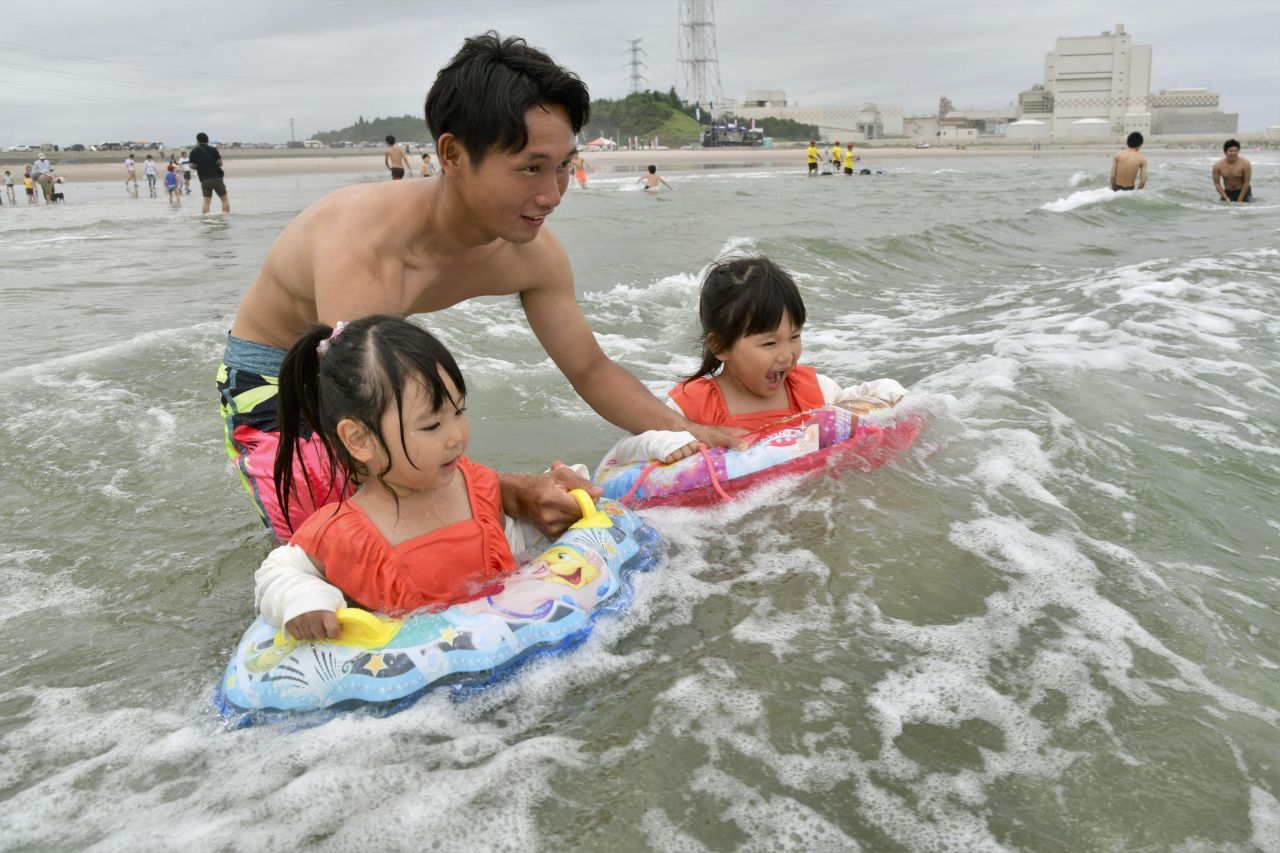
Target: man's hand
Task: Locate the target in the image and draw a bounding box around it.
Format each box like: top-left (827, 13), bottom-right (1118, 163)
top-left (685, 423), bottom-right (751, 453)
top-left (502, 462), bottom-right (604, 538)
top-left (286, 610), bottom-right (340, 641)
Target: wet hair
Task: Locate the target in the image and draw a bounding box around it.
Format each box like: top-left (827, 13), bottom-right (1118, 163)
top-left (1223, 138), bottom-right (1240, 153)
top-left (647, 164), bottom-right (657, 174)
top-left (275, 315), bottom-right (467, 530)
top-left (425, 31), bottom-right (590, 167)
top-left (385, 135), bottom-right (396, 145)
top-left (196, 132), bottom-right (208, 144)
top-left (685, 256), bottom-right (807, 381)
top-left (1126, 131), bottom-right (1143, 148)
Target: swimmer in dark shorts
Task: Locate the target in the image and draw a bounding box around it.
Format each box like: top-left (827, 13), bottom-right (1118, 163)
top-left (390, 167), bottom-right (405, 180)
top-left (1111, 183), bottom-right (1135, 192)
top-left (1224, 187), bottom-right (1252, 202)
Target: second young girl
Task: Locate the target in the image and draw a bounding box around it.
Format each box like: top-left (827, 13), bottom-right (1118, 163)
top-left (604, 256), bottom-right (907, 464)
top-left (254, 315), bottom-right (567, 641)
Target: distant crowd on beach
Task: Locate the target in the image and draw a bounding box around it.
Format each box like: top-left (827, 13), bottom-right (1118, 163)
top-left (3, 131), bottom-right (234, 213)
top-left (3, 151), bottom-right (67, 205)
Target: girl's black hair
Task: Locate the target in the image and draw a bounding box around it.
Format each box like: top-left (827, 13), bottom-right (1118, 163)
top-left (274, 315), bottom-right (466, 532)
top-left (685, 256), bottom-right (808, 381)
top-left (425, 31), bottom-right (590, 168)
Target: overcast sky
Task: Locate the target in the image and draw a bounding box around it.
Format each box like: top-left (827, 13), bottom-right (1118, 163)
top-left (2, 0), bottom-right (1277, 147)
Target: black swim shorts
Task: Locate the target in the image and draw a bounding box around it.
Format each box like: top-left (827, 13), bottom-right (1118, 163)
top-left (201, 178), bottom-right (228, 198)
top-left (1224, 188), bottom-right (1252, 202)
top-left (390, 168), bottom-right (405, 180)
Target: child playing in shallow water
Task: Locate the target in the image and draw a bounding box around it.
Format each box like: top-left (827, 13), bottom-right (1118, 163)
top-left (254, 315), bottom-right (567, 639)
top-left (605, 256), bottom-right (907, 464)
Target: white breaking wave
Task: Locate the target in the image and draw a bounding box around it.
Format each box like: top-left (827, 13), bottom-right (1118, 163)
top-left (1041, 187), bottom-right (1120, 212)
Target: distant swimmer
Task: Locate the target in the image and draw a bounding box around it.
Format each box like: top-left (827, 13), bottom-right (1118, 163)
top-left (384, 135), bottom-right (412, 180)
top-left (1110, 132), bottom-right (1147, 191)
top-left (639, 164), bottom-right (674, 191)
top-left (420, 152), bottom-right (438, 177)
top-left (570, 152), bottom-right (594, 188)
top-left (806, 139), bottom-right (819, 176)
top-left (1213, 138), bottom-right (1252, 203)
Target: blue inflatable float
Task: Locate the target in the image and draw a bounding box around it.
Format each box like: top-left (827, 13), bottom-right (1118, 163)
top-left (216, 492), bottom-right (661, 727)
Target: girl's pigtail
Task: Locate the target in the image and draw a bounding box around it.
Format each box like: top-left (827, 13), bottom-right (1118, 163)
top-left (275, 324), bottom-right (333, 534)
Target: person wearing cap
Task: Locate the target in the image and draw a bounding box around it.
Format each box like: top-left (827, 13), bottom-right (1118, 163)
top-left (829, 140), bottom-right (842, 172)
top-left (32, 154), bottom-right (55, 202)
top-left (806, 140), bottom-right (819, 176)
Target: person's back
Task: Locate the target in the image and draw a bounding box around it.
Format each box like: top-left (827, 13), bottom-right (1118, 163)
top-left (1111, 132), bottom-right (1147, 191)
top-left (384, 135), bottom-right (410, 179)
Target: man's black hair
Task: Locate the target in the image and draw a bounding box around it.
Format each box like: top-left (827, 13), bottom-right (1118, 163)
top-left (386, 135), bottom-right (396, 145)
top-left (425, 31), bottom-right (590, 167)
top-left (1223, 138), bottom-right (1240, 153)
top-left (1126, 131), bottom-right (1143, 148)
top-left (196, 132), bottom-right (209, 144)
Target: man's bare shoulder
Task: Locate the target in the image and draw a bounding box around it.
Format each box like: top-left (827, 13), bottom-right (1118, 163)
top-left (297, 182), bottom-right (424, 248)
top-left (503, 225), bottom-right (573, 293)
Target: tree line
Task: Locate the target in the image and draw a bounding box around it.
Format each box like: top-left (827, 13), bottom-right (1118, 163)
top-left (311, 93), bottom-right (819, 148)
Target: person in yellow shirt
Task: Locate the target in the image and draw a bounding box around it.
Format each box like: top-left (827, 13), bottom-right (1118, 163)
top-left (806, 139), bottom-right (819, 176)
top-left (843, 143), bottom-right (861, 176)
top-left (830, 140), bottom-right (842, 173)
top-left (23, 173), bottom-right (36, 204)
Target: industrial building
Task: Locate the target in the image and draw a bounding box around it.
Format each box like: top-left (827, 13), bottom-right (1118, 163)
top-left (1015, 24), bottom-right (1235, 137)
top-left (723, 91), bottom-right (905, 142)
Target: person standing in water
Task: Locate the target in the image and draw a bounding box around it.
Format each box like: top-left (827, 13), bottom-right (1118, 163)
top-left (806, 139), bottom-right (819, 176)
top-left (1110, 132), bottom-right (1147, 192)
top-left (384, 135), bottom-right (413, 180)
top-left (1212, 139), bottom-right (1252, 203)
top-left (188, 132), bottom-right (230, 214)
top-left (570, 152), bottom-right (594, 188)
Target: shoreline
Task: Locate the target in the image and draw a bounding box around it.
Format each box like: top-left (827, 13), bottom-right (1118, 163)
top-left (3, 143), bottom-right (1245, 184)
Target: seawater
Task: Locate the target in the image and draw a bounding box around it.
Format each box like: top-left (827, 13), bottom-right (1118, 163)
top-left (1, 152), bottom-right (1278, 851)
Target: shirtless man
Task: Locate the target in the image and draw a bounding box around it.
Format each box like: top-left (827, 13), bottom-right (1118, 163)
top-left (638, 164), bottom-right (674, 191)
top-left (383, 135), bottom-right (412, 180)
top-left (218, 32), bottom-right (740, 543)
top-left (1212, 138), bottom-right (1252, 203)
top-left (1110, 132), bottom-right (1147, 192)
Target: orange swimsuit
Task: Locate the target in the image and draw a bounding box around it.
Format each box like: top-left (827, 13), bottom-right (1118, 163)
top-left (668, 365), bottom-right (826, 432)
top-left (289, 457), bottom-right (516, 614)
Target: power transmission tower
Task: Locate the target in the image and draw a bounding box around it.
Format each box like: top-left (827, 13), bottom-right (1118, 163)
top-left (626, 39), bottom-right (648, 95)
top-left (677, 0), bottom-right (723, 110)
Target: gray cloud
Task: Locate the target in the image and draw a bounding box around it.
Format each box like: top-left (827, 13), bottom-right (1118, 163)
top-left (1, 0), bottom-right (1275, 148)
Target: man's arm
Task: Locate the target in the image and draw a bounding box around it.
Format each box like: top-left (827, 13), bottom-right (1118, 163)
top-left (1110, 154), bottom-right (1119, 187)
top-left (519, 232), bottom-right (745, 451)
top-left (1212, 162), bottom-right (1228, 200)
top-left (1138, 155), bottom-right (1147, 189)
top-left (1237, 161), bottom-right (1251, 203)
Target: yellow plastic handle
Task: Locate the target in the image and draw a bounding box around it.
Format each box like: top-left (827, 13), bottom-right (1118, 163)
top-left (273, 607), bottom-right (403, 649)
top-left (568, 487), bottom-right (613, 529)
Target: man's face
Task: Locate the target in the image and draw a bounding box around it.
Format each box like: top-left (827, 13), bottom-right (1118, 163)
top-left (454, 103), bottom-right (576, 244)
top-left (1226, 146), bottom-right (1240, 163)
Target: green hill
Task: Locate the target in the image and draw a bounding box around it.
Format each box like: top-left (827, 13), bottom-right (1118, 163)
top-left (311, 92), bottom-right (817, 150)
top-left (313, 115), bottom-right (429, 145)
